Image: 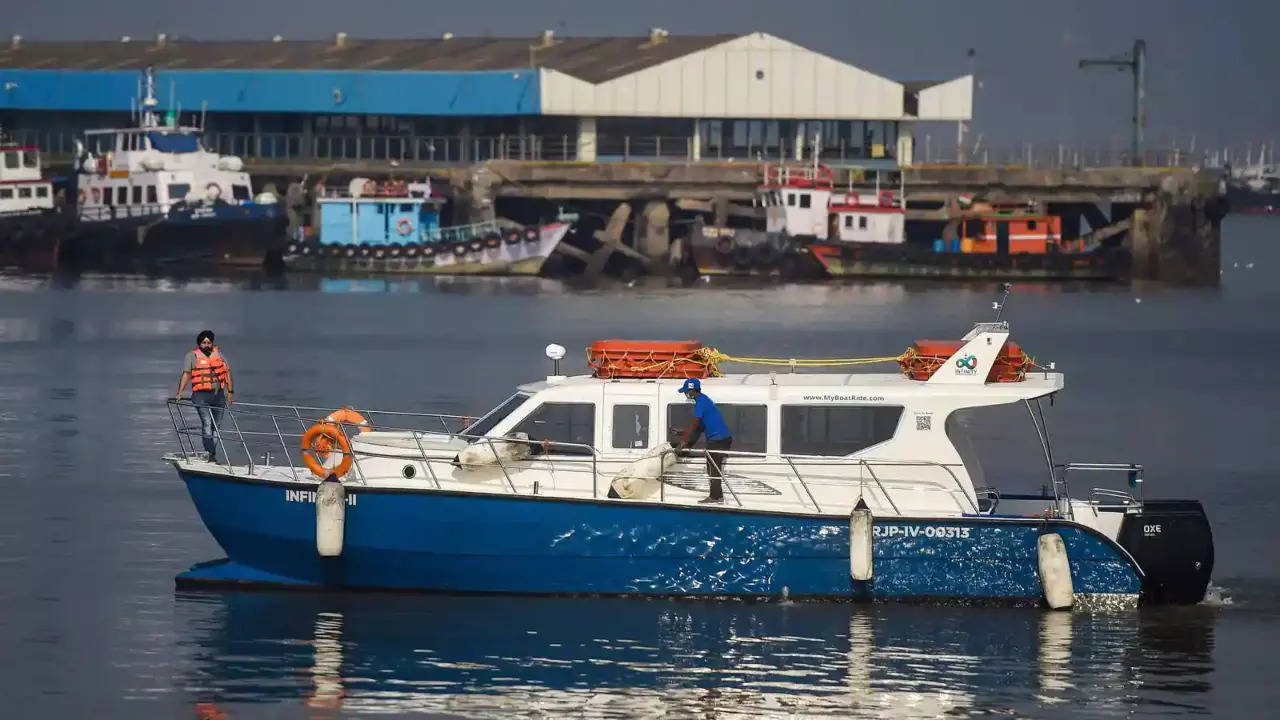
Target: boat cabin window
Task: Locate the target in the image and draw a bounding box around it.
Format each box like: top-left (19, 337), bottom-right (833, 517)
top-left (0, 188), bottom-right (10, 199)
top-left (667, 403), bottom-right (768, 454)
top-left (232, 185), bottom-right (251, 202)
top-left (513, 402), bottom-right (596, 455)
top-left (22, 151), bottom-right (38, 168)
top-left (36, 186), bottom-right (48, 198)
top-left (787, 192), bottom-right (796, 207)
top-left (103, 187), bottom-right (113, 206)
top-left (799, 193), bottom-right (812, 209)
top-left (146, 186), bottom-right (157, 203)
top-left (612, 404), bottom-right (650, 449)
top-left (780, 405), bottom-right (903, 456)
top-left (17, 187), bottom-right (32, 199)
top-left (465, 392), bottom-right (530, 438)
top-left (859, 216), bottom-right (868, 230)
top-left (843, 215), bottom-right (853, 228)
top-left (132, 186), bottom-right (143, 204)
top-left (168, 184), bottom-right (190, 201)
top-left (3, 152), bottom-right (16, 169)
top-left (1027, 220), bottom-right (1038, 230)
top-left (117, 187), bottom-right (128, 205)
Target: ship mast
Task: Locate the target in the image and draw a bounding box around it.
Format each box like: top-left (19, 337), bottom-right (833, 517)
top-left (140, 66), bottom-right (159, 129)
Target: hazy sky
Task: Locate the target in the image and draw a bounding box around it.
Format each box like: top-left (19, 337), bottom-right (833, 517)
top-left (8, 0), bottom-right (1278, 152)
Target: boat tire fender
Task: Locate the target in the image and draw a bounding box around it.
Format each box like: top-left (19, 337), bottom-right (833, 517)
top-left (396, 218), bottom-right (414, 236)
top-left (452, 242), bottom-right (470, 257)
top-left (714, 236), bottom-right (734, 255)
top-left (523, 226), bottom-right (539, 244)
top-left (484, 232), bottom-right (502, 249)
top-left (505, 230), bottom-right (522, 245)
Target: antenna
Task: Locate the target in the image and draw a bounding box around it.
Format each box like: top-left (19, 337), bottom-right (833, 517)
top-left (992, 282), bottom-right (1013, 321)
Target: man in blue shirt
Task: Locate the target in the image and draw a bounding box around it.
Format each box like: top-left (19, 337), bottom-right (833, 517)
top-left (673, 378), bottom-right (733, 504)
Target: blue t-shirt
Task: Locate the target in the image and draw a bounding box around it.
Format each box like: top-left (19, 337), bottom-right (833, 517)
top-left (694, 393), bottom-right (732, 442)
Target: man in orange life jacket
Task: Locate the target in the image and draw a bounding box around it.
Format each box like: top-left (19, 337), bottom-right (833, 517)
top-left (174, 330), bottom-right (234, 462)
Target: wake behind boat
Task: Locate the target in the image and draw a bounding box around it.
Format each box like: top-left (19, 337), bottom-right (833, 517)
top-left (167, 294), bottom-right (1213, 607)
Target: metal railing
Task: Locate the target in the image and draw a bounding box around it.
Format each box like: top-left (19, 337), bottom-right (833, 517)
top-left (165, 399), bottom-right (977, 515)
top-left (1056, 462), bottom-right (1145, 516)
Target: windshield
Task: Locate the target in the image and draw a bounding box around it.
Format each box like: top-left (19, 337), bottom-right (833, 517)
top-left (463, 392), bottom-right (530, 438)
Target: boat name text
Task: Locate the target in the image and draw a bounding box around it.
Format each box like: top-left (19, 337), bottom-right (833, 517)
top-left (284, 489), bottom-right (357, 505)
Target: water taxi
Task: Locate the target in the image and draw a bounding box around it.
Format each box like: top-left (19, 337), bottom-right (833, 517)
top-left (167, 298), bottom-right (1211, 607)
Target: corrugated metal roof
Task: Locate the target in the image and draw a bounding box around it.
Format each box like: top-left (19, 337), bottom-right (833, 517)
top-left (0, 35), bottom-right (738, 83)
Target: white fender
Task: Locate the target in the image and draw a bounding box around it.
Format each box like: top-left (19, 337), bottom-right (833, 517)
top-left (1037, 532), bottom-right (1074, 610)
top-left (315, 476), bottom-right (346, 557)
top-left (849, 504), bottom-right (874, 581)
top-left (457, 432), bottom-right (531, 469)
top-left (610, 442), bottom-right (676, 499)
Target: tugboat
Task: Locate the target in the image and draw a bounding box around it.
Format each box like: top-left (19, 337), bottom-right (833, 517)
top-left (283, 177), bottom-right (571, 276)
top-left (57, 66), bottom-right (285, 270)
top-left (166, 290), bottom-right (1212, 606)
top-left (689, 164), bottom-right (1129, 281)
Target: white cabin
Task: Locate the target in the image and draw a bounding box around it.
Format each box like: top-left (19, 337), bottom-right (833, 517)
top-left (756, 165), bottom-right (904, 243)
top-left (0, 143), bottom-right (54, 215)
top-left (72, 68), bottom-right (263, 222)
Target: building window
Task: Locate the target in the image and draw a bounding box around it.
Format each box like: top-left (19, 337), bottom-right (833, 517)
top-left (667, 403), bottom-right (767, 454)
top-left (513, 402), bottom-right (595, 455)
top-left (787, 193), bottom-right (796, 207)
top-left (36, 186), bottom-right (49, 198)
top-left (146, 186), bottom-right (157, 203)
top-left (781, 405), bottom-right (903, 456)
top-left (132, 186), bottom-right (143, 204)
top-left (2, 152), bottom-right (16, 169)
top-left (611, 404), bottom-right (650, 449)
top-left (168, 184), bottom-right (190, 200)
top-left (117, 187), bottom-right (129, 205)
top-left (799, 193), bottom-right (812, 209)
top-left (859, 216), bottom-right (868, 230)
top-left (232, 185), bottom-right (251, 201)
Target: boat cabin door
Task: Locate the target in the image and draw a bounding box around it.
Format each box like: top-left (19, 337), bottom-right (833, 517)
top-left (996, 221), bottom-right (1010, 255)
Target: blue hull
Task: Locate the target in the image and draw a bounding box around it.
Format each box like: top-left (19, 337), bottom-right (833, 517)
top-left (176, 470), bottom-right (1142, 602)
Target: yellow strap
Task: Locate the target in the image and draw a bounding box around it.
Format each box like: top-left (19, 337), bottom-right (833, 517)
top-left (695, 347), bottom-right (906, 376)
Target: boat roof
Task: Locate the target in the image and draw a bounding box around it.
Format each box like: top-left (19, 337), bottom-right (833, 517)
top-left (518, 372), bottom-right (1063, 399)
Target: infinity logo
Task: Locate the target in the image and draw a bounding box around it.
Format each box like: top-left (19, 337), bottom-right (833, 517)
top-left (955, 354), bottom-right (978, 370)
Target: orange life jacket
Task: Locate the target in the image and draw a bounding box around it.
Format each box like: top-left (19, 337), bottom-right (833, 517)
top-left (190, 347), bottom-right (230, 392)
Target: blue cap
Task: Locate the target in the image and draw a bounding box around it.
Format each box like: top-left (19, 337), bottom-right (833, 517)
top-left (678, 378), bottom-right (701, 394)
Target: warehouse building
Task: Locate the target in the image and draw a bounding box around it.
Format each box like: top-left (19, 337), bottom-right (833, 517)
top-left (0, 30), bottom-right (972, 167)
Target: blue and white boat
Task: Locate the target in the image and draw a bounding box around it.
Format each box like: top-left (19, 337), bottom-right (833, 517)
top-left (283, 177), bottom-right (571, 276)
top-left (167, 311), bottom-right (1213, 608)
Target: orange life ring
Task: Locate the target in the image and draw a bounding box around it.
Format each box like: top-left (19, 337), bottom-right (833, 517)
top-left (310, 407), bottom-right (372, 460)
top-left (301, 422), bottom-right (353, 479)
top-left (396, 218), bottom-right (414, 236)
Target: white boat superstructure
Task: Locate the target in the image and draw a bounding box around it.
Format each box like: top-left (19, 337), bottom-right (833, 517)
top-left (754, 164), bottom-right (905, 243)
top-left (0, 137), bottom-right (54, 215)
top-left (72, 67), bottom-right (265, 221)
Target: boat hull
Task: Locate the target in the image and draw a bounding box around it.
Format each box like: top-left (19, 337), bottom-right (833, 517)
top-left (807, 242), bottom-right (1131, 281)
top-left (284, 222), bottom-right (570, 276)
top-left (176, 469), bottom-right (1143, 605)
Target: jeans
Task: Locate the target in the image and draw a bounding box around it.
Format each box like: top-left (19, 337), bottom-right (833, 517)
top-left (191, 390), bottom-right (227, 458)
top-left (705, 437), bottom-right (732, 500)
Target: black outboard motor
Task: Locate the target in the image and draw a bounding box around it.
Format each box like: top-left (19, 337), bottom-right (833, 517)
top-left (1117, 500), bottom-right (1214, 604)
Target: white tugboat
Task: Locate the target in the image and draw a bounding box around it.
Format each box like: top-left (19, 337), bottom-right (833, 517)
top-left (60, 66), bottom-right (285, 268)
